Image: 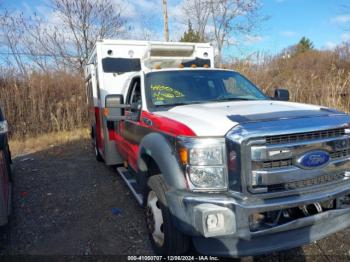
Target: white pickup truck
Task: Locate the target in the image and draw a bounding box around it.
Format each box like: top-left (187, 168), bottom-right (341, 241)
top-left (85, 40), bottom-right (350, 257)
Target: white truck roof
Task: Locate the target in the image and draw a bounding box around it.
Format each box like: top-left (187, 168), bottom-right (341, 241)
top-left (86, 39), bottom-right (214, 70)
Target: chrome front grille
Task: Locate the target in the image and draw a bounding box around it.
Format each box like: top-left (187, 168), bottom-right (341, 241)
top-left (259, 159), bottom-right (293, 169)
top-left (265, 128), bottom-right (345, 145)
top-left (258, 148), bottom-right (350, 170)
top-left (249, 127), bottom-right (350, 195)
top-left (266, 173), bottom-right (346, 192)
top-left (330, 149), bottom-right (350, 159)
top-left (285, 173), bottom-right (345, 190)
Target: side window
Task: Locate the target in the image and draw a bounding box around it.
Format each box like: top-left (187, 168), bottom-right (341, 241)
top-left (127, 78), bottom-right (141, 104)
top-left (223, 75), bottom-right (256, 96)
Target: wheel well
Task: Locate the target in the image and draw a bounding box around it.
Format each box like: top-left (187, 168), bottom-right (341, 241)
top-left (143, 155), bottom-right (161, 177)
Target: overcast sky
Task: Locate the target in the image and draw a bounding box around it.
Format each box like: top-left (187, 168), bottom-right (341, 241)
top-left (5, 0), bottom-right (350, 58)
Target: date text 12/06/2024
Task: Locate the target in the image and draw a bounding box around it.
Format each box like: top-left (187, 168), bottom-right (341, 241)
top-left (127, 256), bottom-right (220, 261)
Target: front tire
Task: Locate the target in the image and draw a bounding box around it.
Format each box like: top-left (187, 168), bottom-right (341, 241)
top-left (145, 175), bottom-right (189, 255)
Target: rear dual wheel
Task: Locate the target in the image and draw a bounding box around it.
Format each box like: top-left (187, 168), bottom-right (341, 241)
top-left (92, 125), bottom-right (103, 162)
top-left (94, 140), bottom-right (103, 162)
top-left (145, 175), bottom-right (189, 255)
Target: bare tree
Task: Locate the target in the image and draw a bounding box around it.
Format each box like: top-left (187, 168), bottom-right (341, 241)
top-left (51, 0), bottom-right (125, 70)
top-left (182, 0), bottom-right (211, 42)
top-left (181, 0), bottom-right (263, 66)
top-left (209, 0), bottom-right (261, 66)
top-left (0, 0), bottom-right (126, 74)
top-left (0, 12), bottom-right (28, 74)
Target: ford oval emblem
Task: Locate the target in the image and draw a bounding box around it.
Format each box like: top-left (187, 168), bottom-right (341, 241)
top-left (298, 150), bottom-right (330, 169)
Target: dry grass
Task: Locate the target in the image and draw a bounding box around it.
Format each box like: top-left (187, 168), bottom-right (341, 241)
top-left (0, 70), bottom-right (89, 138)
top-left (229, 49), bottom-right (350, 113)
top-left (9, 128), bottom-right (90, 158)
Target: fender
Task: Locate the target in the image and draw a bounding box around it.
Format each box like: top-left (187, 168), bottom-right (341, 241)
top-left (137, 132), bottom-right (187, 190)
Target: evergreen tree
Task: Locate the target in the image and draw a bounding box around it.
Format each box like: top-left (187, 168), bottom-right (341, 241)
top-left (295, 37), bottom-right (314, 54)
top-left (180, 20), bottom-right (201, 43)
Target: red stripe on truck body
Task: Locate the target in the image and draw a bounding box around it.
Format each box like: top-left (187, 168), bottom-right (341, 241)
top-left (140, 111), bottom-right (196, 136)
top-left (95, 109), bottom-right (196, 171)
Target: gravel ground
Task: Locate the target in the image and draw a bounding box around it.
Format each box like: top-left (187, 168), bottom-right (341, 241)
top-left (0, 139), bottom-right (152, 257)
top-left (0, 138), bottom-right (349, 261)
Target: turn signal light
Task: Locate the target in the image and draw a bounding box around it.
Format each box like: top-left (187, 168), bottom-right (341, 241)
top-left (178, 147), bottom-right (188, 165)
top-left (103, 108), bottom-right (109, 117)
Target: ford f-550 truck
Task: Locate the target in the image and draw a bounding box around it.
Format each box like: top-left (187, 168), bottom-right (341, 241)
top-left (85, 39), bottom-right (350, 257)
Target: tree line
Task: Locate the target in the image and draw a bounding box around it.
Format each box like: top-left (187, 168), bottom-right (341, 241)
top-left (0, 0), bottom-right (264, 73)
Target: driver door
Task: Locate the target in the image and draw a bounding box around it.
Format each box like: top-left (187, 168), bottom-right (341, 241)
top-left (119, 77), bottom-right (143, 170)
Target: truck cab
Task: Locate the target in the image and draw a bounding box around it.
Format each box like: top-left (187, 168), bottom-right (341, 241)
top-left (85, 39), bottom-right (350, 257)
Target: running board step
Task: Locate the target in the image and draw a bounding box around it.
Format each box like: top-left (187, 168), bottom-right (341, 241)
top-left (117, 167), bottom-right (143, 206)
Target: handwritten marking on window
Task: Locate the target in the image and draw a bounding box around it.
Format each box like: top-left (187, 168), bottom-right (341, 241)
top-left (151, 85), bottom-right (185, 101)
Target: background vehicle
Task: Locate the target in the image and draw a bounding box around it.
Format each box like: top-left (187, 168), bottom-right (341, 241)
top-left (0, 106), bottom-right (12, 226)
top-left (85, 39), bottom-right (350, 257)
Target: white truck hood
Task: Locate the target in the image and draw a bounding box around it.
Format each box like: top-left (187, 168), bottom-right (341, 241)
top-left (155, 100), bottom-right (335, 136)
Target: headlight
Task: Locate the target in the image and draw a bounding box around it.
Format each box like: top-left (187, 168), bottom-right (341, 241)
top-left (177, 137), bottom-right (227, 191)
top-left (0, 121), bottom-right (8, 134)
top-left (189, 146), bottom-right (223, 165)
top-left (188, 166), bottom-right (225, 188)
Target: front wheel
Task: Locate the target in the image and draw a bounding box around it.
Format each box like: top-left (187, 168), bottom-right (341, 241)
top-left (145, 175), bottom-right (189, 255)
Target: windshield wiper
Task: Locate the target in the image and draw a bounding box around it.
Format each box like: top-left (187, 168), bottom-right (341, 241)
top-left (155, 98), bottom-right (255, 107)
top-left (155, 102), bottom-right (189, 107)
top-left (155, 101), bottom-right (213, 107)
top-left (215, 97), bottom-right (254, 102)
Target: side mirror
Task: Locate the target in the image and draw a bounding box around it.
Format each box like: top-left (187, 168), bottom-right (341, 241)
top-left (274, 88), bottom-right (289, 101)
top-left (104, 95), bottom-right (141, 121)
top-left (105, 94), bottom-right (124, 108)
top-left (104, 95), bottom-right (128, 121)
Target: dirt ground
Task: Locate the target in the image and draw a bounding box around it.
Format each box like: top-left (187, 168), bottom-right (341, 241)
top-left (0, 137), bottom-right (350, 261)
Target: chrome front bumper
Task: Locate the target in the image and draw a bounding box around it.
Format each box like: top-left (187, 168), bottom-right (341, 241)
top-left (166, 182), bottom-right (350, 257)
top-left (192, 208), bottom-right (350, 257)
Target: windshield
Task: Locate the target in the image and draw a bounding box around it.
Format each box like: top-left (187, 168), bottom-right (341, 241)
top-left (145, 70), bottom-right (267, 108)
